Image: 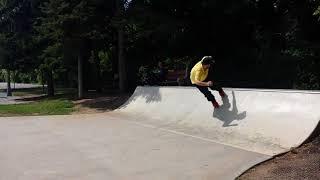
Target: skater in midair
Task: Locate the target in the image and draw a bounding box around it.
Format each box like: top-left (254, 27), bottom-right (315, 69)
top-left (190, 56), bottom-right (227, 108)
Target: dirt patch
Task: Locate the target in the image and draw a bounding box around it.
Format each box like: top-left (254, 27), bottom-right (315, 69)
top-left (238, 136), bottom-right (320, 180)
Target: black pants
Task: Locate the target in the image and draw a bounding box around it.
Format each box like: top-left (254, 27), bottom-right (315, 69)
top-left (195, 84), bottom-right (223, 102)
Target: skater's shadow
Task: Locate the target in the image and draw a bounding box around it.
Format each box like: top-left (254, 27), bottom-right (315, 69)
top-left (212, 91), bottom-right (247, 127)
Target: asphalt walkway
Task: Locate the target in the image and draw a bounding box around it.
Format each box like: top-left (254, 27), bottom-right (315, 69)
top-left (0, 114), bottom-right (268, 180)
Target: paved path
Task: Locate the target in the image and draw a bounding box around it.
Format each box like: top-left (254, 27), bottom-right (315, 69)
top-left (0, 83), bottom-right (42, 104)
top-left (0, 95), bottom-right (32, 105)
top-left (0, 96), bottom-right (22, 105)
top-left (0, 82), bottom-right (42, 90)
top-left (0, 114), bottom-right (268, 180)
top-left (0, 92), bottom-right (6, 98)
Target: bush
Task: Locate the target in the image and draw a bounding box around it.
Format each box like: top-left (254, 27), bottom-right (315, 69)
top-left (295, 58), bottom-right (320, 90)
top-left (137, 65), bottom-right (157, 85)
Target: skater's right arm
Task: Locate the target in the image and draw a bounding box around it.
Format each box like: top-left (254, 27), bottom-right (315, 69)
top-left (194, 70), bottom-right (212, 86)
top-left (194, 80), bottom-right (212, 87)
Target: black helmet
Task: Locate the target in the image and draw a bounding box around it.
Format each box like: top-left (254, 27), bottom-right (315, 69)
top-left (201, 56), bottom-right (215, 65)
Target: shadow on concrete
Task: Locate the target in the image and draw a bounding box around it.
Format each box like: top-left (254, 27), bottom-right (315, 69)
top-left (213, 91), bottom-right (247, 127)
top-left (120, 86), bottom-right (162, 109)
top-left (138, 86), bottom-right (162, 103)
top-left (76, 95), bottom-right (131, 112)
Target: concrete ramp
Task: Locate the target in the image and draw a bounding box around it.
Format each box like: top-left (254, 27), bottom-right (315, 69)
top-left (1, 86), bottom-right (319, 180)
top-left (117, 86), bottom-right (320, 156)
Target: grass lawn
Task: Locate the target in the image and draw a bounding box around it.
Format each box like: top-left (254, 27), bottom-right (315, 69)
top-left (0, 99), bottom-right (75, 117)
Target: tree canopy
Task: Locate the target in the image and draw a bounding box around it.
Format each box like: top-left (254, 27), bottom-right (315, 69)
top-left (0, 0), bottom-right (319, 96)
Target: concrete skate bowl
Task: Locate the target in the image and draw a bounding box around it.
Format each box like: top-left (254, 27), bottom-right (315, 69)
top-left (117, 86), bottom-right (320, 156)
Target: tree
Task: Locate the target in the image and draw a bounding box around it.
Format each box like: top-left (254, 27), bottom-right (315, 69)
top-left (116, 0), bottom-right (128, 92)
top-left (1, 0), bottom-right (319, 92)
top-left (314, 5), bottom-right (320, 20)
top-left (0, 0), bottom-right (38, 95)
top-left (0, 0), bottom-right (21, 96)
top-left (36, 0), bottom-right (119, 97)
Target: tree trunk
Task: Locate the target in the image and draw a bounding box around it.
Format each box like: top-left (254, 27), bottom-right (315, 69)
top-left (94, 51), bottom-right (102, 93)
top-left (41, 71), bottom-right (45, 94)
top-left (118, 27), bottom-right (127, 92)
top-left (116, 0), bottom-right (127, 92)
top-left (78, 54), bottom-right (83, 99)
top-left (47, 69), bottom-right (54, 97)
top-left (13, 71), bottom-right (16, 90)
top-left (6, 69), bottom-right (12, 96)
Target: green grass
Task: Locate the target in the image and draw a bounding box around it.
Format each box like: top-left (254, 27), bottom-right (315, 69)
top-left (0, 99), bottom-right (75, 117)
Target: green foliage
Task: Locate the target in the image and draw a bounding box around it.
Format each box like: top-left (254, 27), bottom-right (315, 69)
top-left (314, 6), bottom-right (320, 20)
top-left (137, 65), bottom-right (151, 85)
top-left (1, 0), bottom-right (320, 91)
top-left (0, 69), bottom-right (5, 81)
top-left (13, 71), bottom-right (38, 83)
top-left (0, 0), bottom-right (7, 8)
top-left (296, 59), bottom-right (320, 90)
top-left (0, 99), bottom-right (74, 117)
top-left (282, 48), bottom-right (314, 58)
top-left (98, 50), bottom-right (113, 73)
top-left (34, 1), bottom-right (64, 71)
top-left (0, 33), bottom-right (17, 69)
top-left (33, 0), bottom-right (119, 90)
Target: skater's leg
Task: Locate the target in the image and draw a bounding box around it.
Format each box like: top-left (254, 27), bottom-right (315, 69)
top-left (195, 85), bottom-right (216, 102)
top-left (209, 83), bottom-right (222, 92)
top-left (209, 83), bottom-right (226, 97)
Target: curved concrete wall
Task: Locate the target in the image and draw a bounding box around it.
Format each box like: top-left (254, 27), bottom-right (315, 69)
top-left (117, 86), bottom-right (320, 155)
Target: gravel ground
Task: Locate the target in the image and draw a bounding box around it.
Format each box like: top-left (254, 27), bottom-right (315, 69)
top-left (238, 135), bottom-right (320, 180)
